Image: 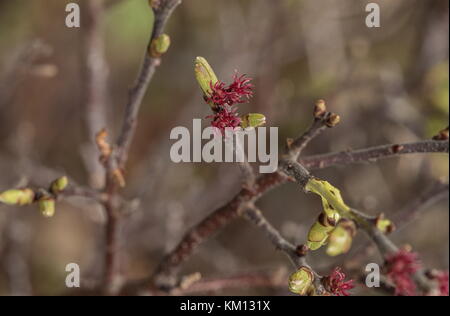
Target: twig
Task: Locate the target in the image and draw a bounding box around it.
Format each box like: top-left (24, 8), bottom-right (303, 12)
top-left (171, 271), bottom-right (288, 295)
top-left (232, 136), bottom-right (256, 188)
top-left (114, 0), bottom-right (182, 167)
top-left (300, 140), bottom-right (449, 170)
top-left (0, 40), bottom-right (52, 111)
top-left (81, 0), bottom-right (109, 189)
top-left (287, 106), bottom-right (334, 160)
top-left (242, 204), bottom-right (306, 268)
top-left (152, 171), bottom-right (287, 289)
top-left (392, 180), bottom-right (449, 230)
top-left (100, 0), bottom-right (182, 294)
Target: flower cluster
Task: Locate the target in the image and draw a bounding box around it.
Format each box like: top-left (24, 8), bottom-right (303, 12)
top-left (206, 73), bottom-right (253, 132)
top-left (428, 270), bottom-right (449, 296)
top-left (322, 267), bottom-right (355, 296)
top-left (206, 74), bottom-right (253, 107)
top-left (385, 249), bottom-right (421, 296)
top-left (435, 271), bottom-right (449, 296)
top-left (206, 106), bottom-right (242, 131)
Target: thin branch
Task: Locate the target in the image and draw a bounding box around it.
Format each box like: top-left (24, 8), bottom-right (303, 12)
top-left (115, 0), bottom-right (182, 167)
top-left (151, 171), bottom-right (287, 289)
top-left (81, 0), bottom-right (109, 189)
top-left (170, 271), bottom-right (288, 295)
top-left (242, 205), bottom-right (306, 268)
top-left (300, 140), bottom-right (449, 170)
top-left (100, 0), bottom-right (182, 295)
top-left (242, 204), bottom-right (326, 295)
top-left (287, 107), bottom-right (335, 160)
top-left (392, 180), bottom-right (449, 229)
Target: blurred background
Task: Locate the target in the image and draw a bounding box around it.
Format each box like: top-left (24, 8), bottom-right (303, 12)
top-left (0, 0), bottom-right (448, 295)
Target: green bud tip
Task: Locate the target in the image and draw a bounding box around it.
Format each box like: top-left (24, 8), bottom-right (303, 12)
top-left (375, 214), bottom-right (395, 234)
top-left (39, 196), bottom-right (56, 218)
top-left (240, 113), bottom-right (266, 128)
top-left (0, 188), bottom-right (35, 206)
top-left (288, 267), bottom-right (315, 296)
top-left (194, 56), bottom-right (218, 99)
top-left (326, 226), bottom-right (351, 256)
top-left (150, 34), bottom-right (171, 58)
top-left (50, 176), bottom-right (69, 194)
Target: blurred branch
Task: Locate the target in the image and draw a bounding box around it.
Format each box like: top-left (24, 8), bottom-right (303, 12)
top-left (170, 271), bottom-right (288, 295)
top-left (100, 0), bottom-right (182, 295)
top-left (392, 179), bottom-right (449, 231)
top-left (347, 179), bottom-right (449, 266)
top-left (151, 171), bottom-right (287, 289)
top-left (0, 40), bottom-right (52, 111)
top-left (301, 140), bottom-right (449, 170)
top-left (105, 0), bottom-right (128, 10)
top-left (114, 0), bottom-right (182, 167)
top-left (81, 0), bottom-right (109, 189)
top-left (242, 204), bottom-right (306, 268)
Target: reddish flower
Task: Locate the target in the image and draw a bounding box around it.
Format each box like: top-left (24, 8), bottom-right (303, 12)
top-left (207, 73), bottom-right (253, 107)
top-left (385, 250), bottom-right (421, 296)
top-left (323, 267), bottom-right (355, 296)
top-left (207, 105), bottom-right (242, 133)
top-left (430, 271), bottom-right (449, 296)
top-left (205, 73), bottom-right (253, 132)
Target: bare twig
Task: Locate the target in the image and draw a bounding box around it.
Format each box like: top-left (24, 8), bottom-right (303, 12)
top-left (0, 40), bottom-right (52, 111)
top-left (114, 0), bottom-right (182, 167)
top-left (171, 271), bottom-right (288, 295)
top-left (392, 180), bottom-right (449, 229)
top-left (100, 0), bottom-right (182, 294)
top-left (300, 140), bottom-right (449, 170)
top-left (81, 0), bottom-right (109, 189)
top-left (242, 204), bottom-right (306, 268)
top-left (152, 171), bottom-right (287, 289)
top-left (287, 103), bottom-right (335, 160)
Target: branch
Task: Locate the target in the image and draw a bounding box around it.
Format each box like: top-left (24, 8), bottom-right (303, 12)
top-left (115, 0), bottom-right (182, 167)
top-left (242, 204), bottom-right (306, 268)
top-left (301, 140), bottom-right (449, 170)
top-left (99, 0), bottom-right (182, 295)
top-left (287, 100), bottom-right (339, 160)
top-left (151, 171), bottom-right (287, 289)
top-left (170, 271), bottom-right (288, 295)
top-left (81, 0), bottom-right (109, 189)
top-left (392, 180), bottom-right (449, 229)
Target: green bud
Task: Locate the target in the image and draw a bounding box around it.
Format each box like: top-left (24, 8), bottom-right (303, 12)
top-left (0, 188), bottom-right (35, 206)
top-left (307, 221), bottom-right (333, 251)
top-left (288, 267), bottom-right (315, 295)
top-left (150, 34), bottom-right (171, 58)
top-left (240, 113), bottom-right (266, 128)
top-left (326, 226), bottom-right (352, 256)
top-left (375, 214), bottom-right (395, 234)
top-left (39, 196), bottom-right (56, 218)
top-left (305, 178), bottom-right (350, 218)
top-left (50, 176), bottom-right (68, 195)
top-left (194, 56), bottom-right (218, 99)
